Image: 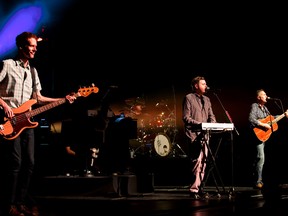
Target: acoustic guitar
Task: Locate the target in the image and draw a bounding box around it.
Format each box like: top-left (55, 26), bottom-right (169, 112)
top-left (253, 112), bottom-right (286, 142)
top-left (0, 85), bottom-right (99, 140)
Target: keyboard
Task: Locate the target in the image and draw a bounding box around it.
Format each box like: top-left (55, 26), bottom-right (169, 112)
top-left (201, 123), bottom-right (234, 131)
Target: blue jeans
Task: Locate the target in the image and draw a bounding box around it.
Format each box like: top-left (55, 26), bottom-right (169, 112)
top-left (255, 143), bottom-right (265, 183)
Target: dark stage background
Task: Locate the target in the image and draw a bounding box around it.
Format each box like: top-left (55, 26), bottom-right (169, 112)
top-left (1, 1), bottom-right (288, 187)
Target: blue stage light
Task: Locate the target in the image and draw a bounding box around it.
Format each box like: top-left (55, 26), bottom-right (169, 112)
top-left (0, 4), bottom-right (44, 58)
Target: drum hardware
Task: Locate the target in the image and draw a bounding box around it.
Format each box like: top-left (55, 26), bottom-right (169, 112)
top-left (90, 148), bottom-right (99, 166)
top-left (150, 88), bottom-right (187, 158)
top-left (171, 143), bottom-right (188, 158)
top-left (131, 142), bottom-right (153, 158)
top-left (169, 128), bottom-right (188, 158)
top-left (130, 129), bottom-right (188, 158)
top-left (153, 133), bottom-right (172, 157)
top-left (130, 96), bottom-right (187, 158)
top-left (129, 147), bottom-right (135, 158)
top-left (124, 97), bottom-right (146, 117)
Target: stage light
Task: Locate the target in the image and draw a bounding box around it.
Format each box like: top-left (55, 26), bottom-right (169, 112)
top-left (0, 3), bottom-right (44, 58)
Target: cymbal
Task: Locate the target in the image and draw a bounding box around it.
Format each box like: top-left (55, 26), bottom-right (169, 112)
top-left (125, 97), bottom-right (145, 106)
top-left (119, 107), bottom-right (144, 117)
top-left (141, 112), bottom-right (152, 117)
top-left (155, 99), bottom-right (168, 106)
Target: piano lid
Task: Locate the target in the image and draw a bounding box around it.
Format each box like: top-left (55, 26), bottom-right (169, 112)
top-left (201, 122), bottom-right (234, 131)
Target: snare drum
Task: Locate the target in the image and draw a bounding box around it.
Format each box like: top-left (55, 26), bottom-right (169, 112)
top-left (153, 133), bottom-right (172, 157)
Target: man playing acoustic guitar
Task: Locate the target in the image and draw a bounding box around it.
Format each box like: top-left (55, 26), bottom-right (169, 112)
top-left (248, 89), bottom-right (288, 190)
top-left (0, 32), bottom-right (76, 216)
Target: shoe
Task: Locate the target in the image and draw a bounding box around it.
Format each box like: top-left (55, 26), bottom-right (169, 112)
top-left (189, 192), bottom-right (201, 199)
top-left (8, 205), bottom-right (24, 216)
top-left (19, 205), bottom-right (39, 216)
top-left (200, 191), bottom-right (210, 199)
top-left (255, 182), bottom-right (264, 189)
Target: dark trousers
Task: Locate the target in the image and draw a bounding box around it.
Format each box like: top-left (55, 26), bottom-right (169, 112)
top-left (4, 129), bottom-right (35, 206)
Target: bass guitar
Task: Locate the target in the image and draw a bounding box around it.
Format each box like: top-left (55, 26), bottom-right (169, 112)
top-left (0, 85), bottom-right (99, 140)
top-left (253, 112), bottom-right (286, 142)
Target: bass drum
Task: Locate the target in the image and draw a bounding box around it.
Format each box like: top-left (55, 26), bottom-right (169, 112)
top-left (153, 133), bottom-right (172, 157)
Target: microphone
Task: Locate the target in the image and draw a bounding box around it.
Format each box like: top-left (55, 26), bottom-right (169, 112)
top-left (206, 86), bottom-right (221, 93)
top-left (109, 85), bottom-right (118, 89)
top-left (267, 97), bottom-right (280, 100)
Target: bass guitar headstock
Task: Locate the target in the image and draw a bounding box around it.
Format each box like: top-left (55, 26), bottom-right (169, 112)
top-left (77, 84), bottom-right (99, 97)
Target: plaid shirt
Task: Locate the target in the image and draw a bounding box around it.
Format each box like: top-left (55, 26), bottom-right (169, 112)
top-left (0, 59), bottom-right (42, 108)
top-left (248, 102), bottom-right (272, 128)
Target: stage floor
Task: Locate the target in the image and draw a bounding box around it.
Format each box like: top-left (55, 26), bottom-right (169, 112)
top-left (26, 185), bottom-right (288, 215)
top-left (1, 174), bottom-right (287, 216)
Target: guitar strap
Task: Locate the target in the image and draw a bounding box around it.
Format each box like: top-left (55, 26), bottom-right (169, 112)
top-left (30, 67), bottom-right (38, 102)
top-left (30, 66), bottom-right (36, 89)
top-left (263, 105), bottom-right (270, 115)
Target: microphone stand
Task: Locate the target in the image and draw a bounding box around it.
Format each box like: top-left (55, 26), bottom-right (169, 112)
top-left (274, 99), bottom-right (284, 113)
top-left (212, 92), bottom-right (239, 197)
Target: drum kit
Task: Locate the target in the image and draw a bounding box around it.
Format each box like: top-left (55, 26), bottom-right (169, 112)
top-left (125, 98), bottom-right (183, 158)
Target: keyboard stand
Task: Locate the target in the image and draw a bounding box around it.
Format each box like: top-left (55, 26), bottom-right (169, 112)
top-left (200, 130), bottom-right (226, 197)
